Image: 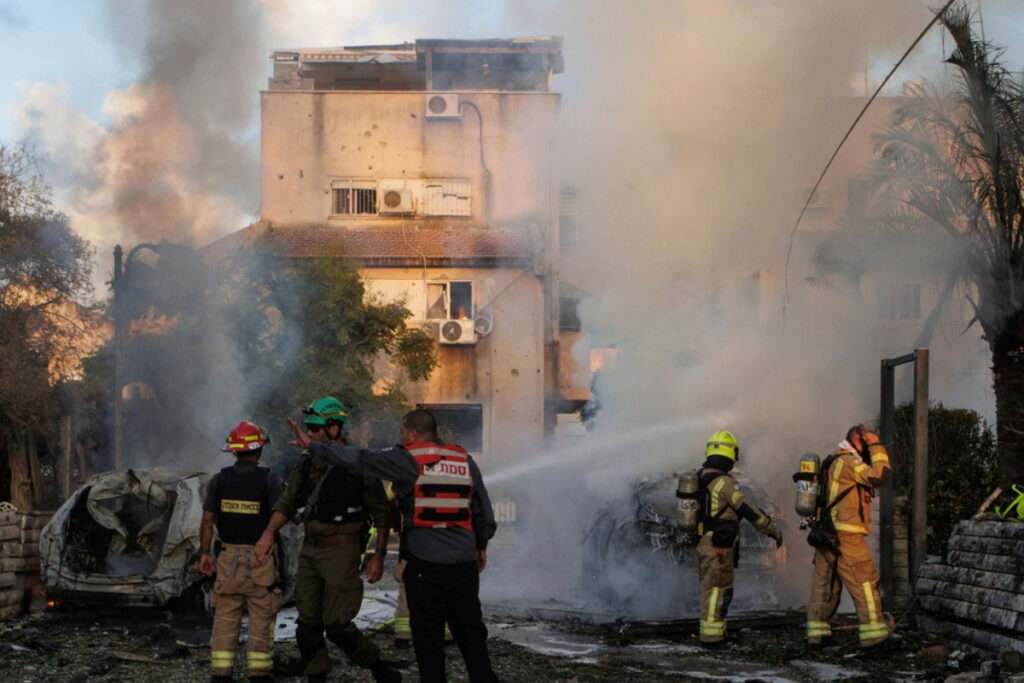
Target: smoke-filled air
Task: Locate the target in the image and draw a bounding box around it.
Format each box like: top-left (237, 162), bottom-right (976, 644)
top-left (6, 0), bottom-right (1020, 621)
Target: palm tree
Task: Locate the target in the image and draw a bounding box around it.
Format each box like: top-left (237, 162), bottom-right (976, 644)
top-left (824, 4), bottom-right (1024, 482)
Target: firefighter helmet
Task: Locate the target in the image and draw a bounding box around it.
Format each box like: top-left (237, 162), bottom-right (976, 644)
top-left (223, 420), bottom-right (271, 453)
top-left (302, 396), bottom-right (349, 427)
top-left (705, 430), bottom-right (739, 461)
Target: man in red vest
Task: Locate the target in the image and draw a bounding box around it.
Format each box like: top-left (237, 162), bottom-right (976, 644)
top-left (279, 408), bottom-right (498, 683)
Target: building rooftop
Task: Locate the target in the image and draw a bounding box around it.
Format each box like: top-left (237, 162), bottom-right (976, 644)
top-left (269, 36), bottom-right (564, 92)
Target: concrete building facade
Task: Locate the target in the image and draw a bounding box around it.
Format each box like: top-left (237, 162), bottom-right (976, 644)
top-left (251, 38), bottom-right (580, 467)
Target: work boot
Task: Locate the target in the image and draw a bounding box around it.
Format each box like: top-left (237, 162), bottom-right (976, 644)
top-left (370, 659), bottom-right (403, 683)
top-left (807, 636), bottom-right (837, 648)
top-left (859, 637), bottom-right (900, 655)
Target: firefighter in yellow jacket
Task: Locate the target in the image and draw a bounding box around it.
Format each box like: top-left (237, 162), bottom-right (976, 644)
top-left (696, 430), bottom-right (782, 648)
top-left (806, 424), bottom-right (892, 649)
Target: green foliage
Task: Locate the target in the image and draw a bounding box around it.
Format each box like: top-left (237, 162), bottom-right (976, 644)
top-left (891, 402), bottom-right (1000, 556)
top-left (84, 247), bottom-right (437, 468)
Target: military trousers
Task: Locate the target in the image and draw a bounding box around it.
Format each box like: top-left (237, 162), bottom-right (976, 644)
top-left (210, 543), bottom-right (282, 678)
top-left (807, 532), bottom-right (889, 647)
top-left (695, 533), bottom-right (734, 643)
top-left (294, 534), bottom-right (381, 676)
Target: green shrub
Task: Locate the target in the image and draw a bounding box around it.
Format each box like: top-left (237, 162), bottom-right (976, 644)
top-left (890, 403), bottom-right (1000, 556)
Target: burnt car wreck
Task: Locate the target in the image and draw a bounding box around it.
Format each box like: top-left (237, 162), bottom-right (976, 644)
top-left (39, 469), bottom-right (296, 609)
top-left (581, 469), bottom-right (786, 617)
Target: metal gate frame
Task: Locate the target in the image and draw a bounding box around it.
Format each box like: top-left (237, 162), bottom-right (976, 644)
top-left (878, 348), bottom-right (929, 616)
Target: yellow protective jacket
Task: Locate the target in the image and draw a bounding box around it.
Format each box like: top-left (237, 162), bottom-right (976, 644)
top-left (824, 443), bottom-right (890, 535)
top-left (699, 467), bottom-right (773, 533)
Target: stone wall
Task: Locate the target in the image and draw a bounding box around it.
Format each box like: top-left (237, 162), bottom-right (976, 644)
top-left (917, 517), bottom-right (1024, 656)
top-left (0, 509), bottom-right (51, 621)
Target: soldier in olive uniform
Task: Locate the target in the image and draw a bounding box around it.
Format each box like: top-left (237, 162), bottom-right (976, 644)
top-left (255, 397), bottom-right (399, 683)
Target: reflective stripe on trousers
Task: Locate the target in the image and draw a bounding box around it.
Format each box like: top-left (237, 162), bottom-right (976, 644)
top-left (700, 587), bottom-right (727, 637)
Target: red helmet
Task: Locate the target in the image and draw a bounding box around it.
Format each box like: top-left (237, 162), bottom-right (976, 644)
top-left (222, 420), bottom-right (271, 453)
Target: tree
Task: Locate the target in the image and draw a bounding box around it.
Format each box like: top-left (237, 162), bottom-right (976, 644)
top-left (817, 4), bottom-right (1024, 482)
top-left (0, 140), bottom-right (94, 508)
top-left (84, 245), bottom-right (436, 468)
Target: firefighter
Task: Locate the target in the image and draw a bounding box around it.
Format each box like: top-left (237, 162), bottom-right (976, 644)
top-left (806, 425), bottom-right (893, 650)
top-left (289, 408), bottom-right (499, 683)
top-left (253, 397), bottom-right (399, 683)
top-left (200, 420), bottom-right (284, 681)
top-left (696, 430), bottom-right (783, 649)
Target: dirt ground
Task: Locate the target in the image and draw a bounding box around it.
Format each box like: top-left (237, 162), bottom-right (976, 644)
top-left (0, 599), bottom-right (991, 682)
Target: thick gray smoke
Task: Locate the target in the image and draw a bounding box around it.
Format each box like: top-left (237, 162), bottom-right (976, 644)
top-left (482, 0), bottom-right (1001, 617)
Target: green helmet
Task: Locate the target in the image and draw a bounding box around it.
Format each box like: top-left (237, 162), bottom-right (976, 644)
top-left (302, 396), bottom-right (349, 427)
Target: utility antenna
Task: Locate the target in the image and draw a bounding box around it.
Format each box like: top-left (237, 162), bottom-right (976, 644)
top-left (782, 0), bottom-right (958, 320)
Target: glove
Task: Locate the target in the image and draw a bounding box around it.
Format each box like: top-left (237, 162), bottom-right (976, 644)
top-left (860, 428), bottom-right (880, 447)
top-left (764, 521), bottom-right (783, 549)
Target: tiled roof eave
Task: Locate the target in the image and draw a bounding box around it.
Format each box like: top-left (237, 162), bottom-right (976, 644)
top-left (288, 254), bottom-right (534, 268)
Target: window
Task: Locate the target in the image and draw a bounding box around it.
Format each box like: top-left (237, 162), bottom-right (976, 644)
top-left (559, 187), bottom-right (578, 247)
top-left (423, 179), bottom-right (471, 216)
top-left (559, 296), bottom-right (581, 332)
top-left (878, 283), bottom-right (920, 320)
top-left (426, 281), bottom-right (474, 320)
top-left (900, 283), bottom-right (921, 320)
top-left (331, 179), bottom-right (377, 215)
top-left (420, 404), bottom-right (483, 452)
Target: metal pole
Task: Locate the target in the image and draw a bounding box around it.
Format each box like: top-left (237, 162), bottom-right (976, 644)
top-left (112, 245), bottom-right (123, 471)
top-left (911, 349), bottom-right (930, 616)
top-left (879, 359), bottom-right (896, 611)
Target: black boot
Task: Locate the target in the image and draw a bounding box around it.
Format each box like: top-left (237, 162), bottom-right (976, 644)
top-left (370, 659), bottom-right (403, 683)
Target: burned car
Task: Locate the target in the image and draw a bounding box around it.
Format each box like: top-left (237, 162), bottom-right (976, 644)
top-left (581, 468), bottom-right (786, 617)
top-left (40, 469), bottom-right (297, 609)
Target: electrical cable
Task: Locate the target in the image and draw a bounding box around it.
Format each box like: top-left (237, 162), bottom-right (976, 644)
top-left (458, 101), bottom-right (490, 175)
top-left (782, 0), bottom-right (958, 318)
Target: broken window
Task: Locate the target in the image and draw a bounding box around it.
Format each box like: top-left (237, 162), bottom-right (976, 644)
top-left (423, 179), bottom-right (471, 216)
top-left (420, 404), bottom-right (483, 452)
top-left (426, 281), bottom-right (474, 320)
top-left (331, 179), bottom-right (377, 215)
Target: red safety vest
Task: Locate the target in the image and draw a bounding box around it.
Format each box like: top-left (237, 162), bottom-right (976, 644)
top-left (407, 441), bottom-right (474, 531)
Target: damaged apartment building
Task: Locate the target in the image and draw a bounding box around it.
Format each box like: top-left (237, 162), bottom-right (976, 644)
top-left (218, 37), bottom-right (591, 472)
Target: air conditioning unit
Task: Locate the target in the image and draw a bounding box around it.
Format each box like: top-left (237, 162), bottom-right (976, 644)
top-left (379, 187), bottom-right (414, 214)
top-left (438, 319), bottom-right (477, 345)
top-left (425, 93), bottom-right (461, 119)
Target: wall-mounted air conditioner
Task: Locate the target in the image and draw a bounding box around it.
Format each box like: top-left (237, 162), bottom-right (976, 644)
top-left (438, 319), bottom-right (477, 345)
top-left (425, 93), bottom-right (461, 119)
top-left (379, 187), bottom-right (414, 214)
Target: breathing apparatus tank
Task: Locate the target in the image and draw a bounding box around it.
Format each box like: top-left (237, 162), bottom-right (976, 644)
top-left (675, 470), bottom-right (700, 534)
top-left (792, 452), bottom-right (821, 528)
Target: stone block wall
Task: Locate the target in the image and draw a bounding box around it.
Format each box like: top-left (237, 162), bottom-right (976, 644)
top-left (0, 510), bottom-right (51, 621)
top-left (917, 517), bottom-right (1024, 656)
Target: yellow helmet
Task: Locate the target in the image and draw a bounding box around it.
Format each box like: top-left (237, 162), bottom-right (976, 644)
top-left (705, 430), bottom-right (739, 461)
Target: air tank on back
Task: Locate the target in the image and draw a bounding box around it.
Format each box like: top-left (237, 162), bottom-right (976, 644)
top-left (792, 452), bottom-right (820, 526)
top-left (675, 469), bottom-right (700, 533)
